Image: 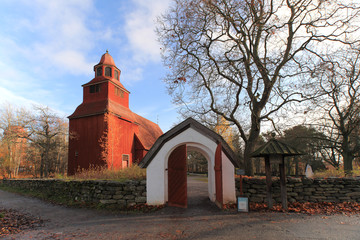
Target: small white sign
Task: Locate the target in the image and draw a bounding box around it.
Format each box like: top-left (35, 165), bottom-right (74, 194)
top-left (237, 197), bottom-right (249, 212)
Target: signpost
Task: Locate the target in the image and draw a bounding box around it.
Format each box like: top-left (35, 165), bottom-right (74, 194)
top-left (236, 168), bottom-right (248, 212)
top-left (237, 197), bottom-right (249, 212)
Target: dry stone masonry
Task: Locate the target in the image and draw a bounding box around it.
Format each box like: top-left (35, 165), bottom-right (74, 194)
top-left (236, 177), bottom-right (360, 203)
top-left (1, 179), bottom-right (146, 208)
top-left (2, 177), bottom-right (360, 207)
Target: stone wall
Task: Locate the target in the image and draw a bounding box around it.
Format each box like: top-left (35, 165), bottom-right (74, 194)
top-left (3, 177), bottom-right (360, 207)
top-left (236, 177), bottom-right (360, 203)
top-left (0, 179), bottom-right (146, 208)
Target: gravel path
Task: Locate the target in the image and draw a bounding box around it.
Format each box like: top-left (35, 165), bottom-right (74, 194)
top-left (1, 176), bottom-right (360, 240)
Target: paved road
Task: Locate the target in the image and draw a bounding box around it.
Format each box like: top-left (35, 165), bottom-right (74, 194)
top-left (1, 176), bottom-right (360, 240)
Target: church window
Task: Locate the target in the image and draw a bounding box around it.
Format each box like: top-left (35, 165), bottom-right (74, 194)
top-left (114, 70), bottom-right (119, 80)
top-left (122, 154), bottom-right (129, 167)
top-left (90, 84), bottom-right (101, 93)
top-left (105, 67), bottom-right (112, 77)
top-left (115, 87), bottom-right (124, 97)
top-left (96, 67), bottom-right (102, 76)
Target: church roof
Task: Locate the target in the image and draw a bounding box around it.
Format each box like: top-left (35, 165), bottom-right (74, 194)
top-left (98, 51), bottom-right (115, 66)
top-left (83, 76), bottom-right (128, 93)
top-left (68, 99), bottom-right (162, 151)
top-left (107, 100), bottom-right (163, 149)
top-left (139, 117), bottom-right (240, 168)
top-left (134, 113), bottom-right (163, 150)
top-left (68, 100), bottom-right (108, 119)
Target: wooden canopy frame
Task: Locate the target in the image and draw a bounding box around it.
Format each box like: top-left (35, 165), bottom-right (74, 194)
top-left (251, 138), bottom-right (304, 209)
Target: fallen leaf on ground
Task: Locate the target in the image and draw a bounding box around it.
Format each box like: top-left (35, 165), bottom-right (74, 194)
top-left (0, 208), bottom-right (43, 236)
top-left (224, 202), bottom-right (360, 215)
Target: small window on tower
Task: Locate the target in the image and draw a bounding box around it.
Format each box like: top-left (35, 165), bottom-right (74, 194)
top-left (105, 67), bottom-right (112, 77)
top-left (96, 67), bottom-right (102, 77)
top-left (115, 87), bottom-right (124, 98)
top-left (114, 70), bottom-right (119, 80)
top-left (90, 84), bottom-right (101, 93)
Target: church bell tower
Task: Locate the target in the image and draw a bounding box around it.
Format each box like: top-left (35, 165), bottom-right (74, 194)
top-left (67, 51), bottom-right (162, 176)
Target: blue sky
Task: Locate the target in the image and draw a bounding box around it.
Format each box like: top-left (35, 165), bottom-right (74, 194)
top-left (0, 0), bottom-right (180, 132)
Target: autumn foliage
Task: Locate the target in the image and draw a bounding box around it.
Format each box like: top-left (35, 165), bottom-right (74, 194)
top-left (0, 208), bottom-right (43, 236)
top-left (313, 166), bottom-right (360, 178)
top-left (64, 165), bottom-right (146, 181)
top-left (224, 202), bottom-right (360, 215)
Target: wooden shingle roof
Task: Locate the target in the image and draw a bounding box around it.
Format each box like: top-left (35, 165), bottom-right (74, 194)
top-left (139, 117), bottom-right (240, 168)
top-left (68, 99), bottom-right (162, 151)
top-left (251, 138), bottom-right (304, 158)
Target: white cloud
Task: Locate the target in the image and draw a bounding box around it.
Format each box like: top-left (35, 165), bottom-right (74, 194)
top-left (2, 0), bottom-right (105, 77)
top-left (0, 0), bottom-right (176, 123)
top-left (52, 50), bottom-right (93, 76)
top-left (0, 60), bottom-right (42, 92)
top-left (0, 0), bottom-right (104, 114)
top-left (0, 87), bottom-right (39, 110)
top-left (121, 66), bottom-right (144, 83)
top-left (124, 0), bottom-right (171, 63)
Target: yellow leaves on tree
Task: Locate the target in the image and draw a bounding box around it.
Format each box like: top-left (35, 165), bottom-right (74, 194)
top-left (214, 116), bottom-right (235, 150)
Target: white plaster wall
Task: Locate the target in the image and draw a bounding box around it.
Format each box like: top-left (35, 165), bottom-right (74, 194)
top-left (147, 128), bottom-right (217, 205)
top-left (222, 152), bottom-right (236, 204)
top-left (146, 158), bottom-right (166, 205)
top-left (146, 127), bottom-right (236, 206)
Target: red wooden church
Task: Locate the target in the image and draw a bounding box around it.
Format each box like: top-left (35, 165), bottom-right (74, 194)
top-left (67, 51), bottom-right (163, 175)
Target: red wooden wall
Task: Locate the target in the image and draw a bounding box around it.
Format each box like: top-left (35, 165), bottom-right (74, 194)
top-left (108, 82), bottom-right (129, 108)
top-left (106, 114), bottom-right (138, 169)
top-left (68, 113), bottom-right (143, 175)
top-left (68, 115), bottom-right (106, 175)
top-left (83, 83), bottom-right (108, 103)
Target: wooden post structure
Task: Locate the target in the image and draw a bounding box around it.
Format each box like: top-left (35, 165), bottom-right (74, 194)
top-left (279, 156), bottom-right (288, 210)
top-left (251, 138), bottom-right (304, 211)
top-left (265, 156), bottom-right (273, 208)
top-left (239, 175), bottom-right (243, 196)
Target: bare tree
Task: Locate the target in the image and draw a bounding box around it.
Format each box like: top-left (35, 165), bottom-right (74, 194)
top-left (187, 151), bottom-right (207, 173)
top-left (280, 125), bottom-right (329, 175)
top-left (53, 120), bottom-right (68, 175)
top-left (312, 47), bottom-right (360, 173)
top-left (0, 104), bottom-right (68, 178)
top-left (0, 104), bottom-right (27, 178)
top-left (157, 0), bottom-right (360, 175)
top-left (24, 106), bottom-right (68, 178)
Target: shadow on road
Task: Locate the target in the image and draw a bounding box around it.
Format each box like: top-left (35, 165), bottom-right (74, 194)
top-left (155, 175), bottom-right (223, 217)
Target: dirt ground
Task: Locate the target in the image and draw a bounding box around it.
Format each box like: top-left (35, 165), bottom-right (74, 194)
top-left (1, 176), bottom-right (360, 240)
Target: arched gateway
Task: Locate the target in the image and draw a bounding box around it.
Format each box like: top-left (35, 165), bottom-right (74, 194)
top-left (139, 118), bottom-right (239, 208)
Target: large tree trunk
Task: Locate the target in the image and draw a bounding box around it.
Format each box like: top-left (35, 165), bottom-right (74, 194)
top-left (342, 150), bottom-right (353, 174)
top-left (243, 109), bottom-right (262, 176)
top-left (40, 153), bottom-right (44, 178)
top-left (243, 125), bottom-right (261, 175)
top-left (243, 143), bottom-right (255, 176)
top-left (342, 135), bottom-right (354, 174)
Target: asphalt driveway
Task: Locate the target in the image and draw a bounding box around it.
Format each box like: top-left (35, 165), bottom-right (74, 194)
top-left (1, 176), bottom-right (360, 240)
